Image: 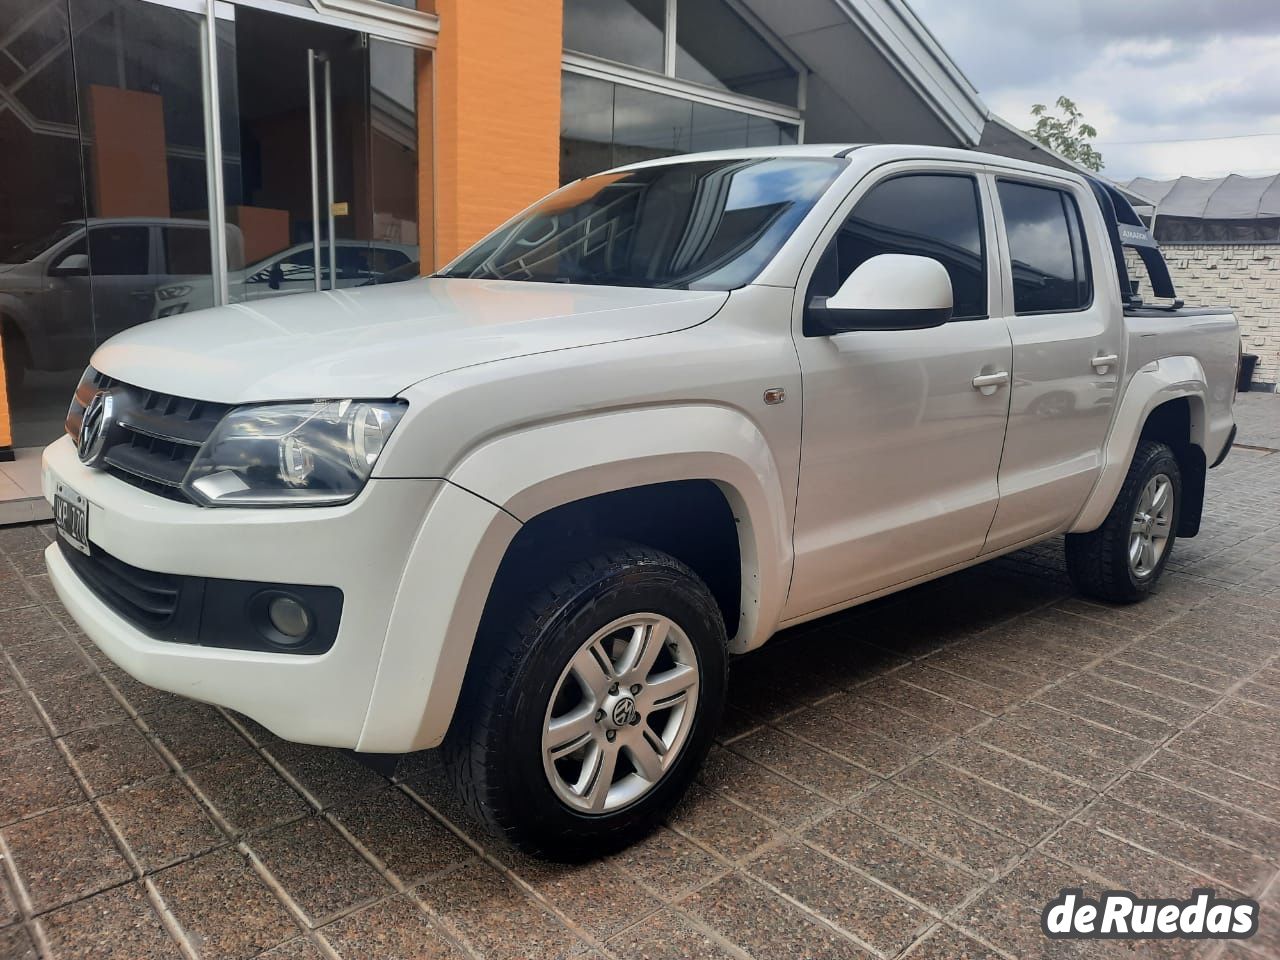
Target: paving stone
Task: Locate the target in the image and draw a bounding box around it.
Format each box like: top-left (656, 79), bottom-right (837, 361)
top-left (931, 739), bottom-right (1096, 814)
top-left (28, 673), bottom-right (127, 737)
top-left (604, 825), bottom-right (725, 901)
top-left (61, 722), bottom-right (169, 798)
top-left (251, 816), bottom-right (390, 927)
top-left (153, 849), bottom-right (301, 960)
top-left (698, 746), bottom-right (834, 827)
top-left (1079, 797), bottom-right (1274, 896)
top-left (0, 926), bottom-right (38, 959)
top-left (5, 636), bottom-right (92, 685)
top-left (320, 895), bottom-right (463, 960)
top-left (605, 908), bottom-right (737, 960)
top-left (2, 803), bottom-right (133, 913)
top-left (37, 882), bottom-right (181, 959)
top-left (905, 925), bottom-right (1005, 959)
top-left (188, 752), bottom-right (311, 836)
top-left (727, 725), bottom-right (879, 803)
top-left (147, 703), bottom-right (255, 770)
top-left (0, 606), bottom-right (65, 646)
top-left (680, 872), bottom-right (868, 960)
top-left (415, 860), bottom-right (582, 960)
top-left (0, 693), bottom-right (47, 748)
top-left (666, 785), bottom-right (777, 862)
top-left (505, 852), bottom-right (663, 941)
top-left (98, 776), bottom-right (224, 873)
top-left (803, 810), bottom-right (983, 912)
top-left (330, 788), bottom-right (470, 886)
top-left (0, 738), bottom-right (82, 825)
top-left (264, 742), bottom-right (386, 810)
top-left (894, 758), bottom-right (1062, 844)
top-left (849, 782), bottom-right (1024, 878)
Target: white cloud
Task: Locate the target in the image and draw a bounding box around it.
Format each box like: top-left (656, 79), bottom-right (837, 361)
top-left (909, 0), bottom-right (1280, 180)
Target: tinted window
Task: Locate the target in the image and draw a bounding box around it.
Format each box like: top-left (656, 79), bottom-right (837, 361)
top-left (675, 0), bottom-right (799, 106)
top-left (810, 174), bottom-right (987, 320)
top-left (87, 226), bottom-right (149, 276)
top-left (163, 226), bottom-right (211, 275)
top-left (440, 157), bottom-right (843, 291)
top-left (563, 0), bottom-right (665, 72)
top-left (997, 180), bottom-right (1092, 314)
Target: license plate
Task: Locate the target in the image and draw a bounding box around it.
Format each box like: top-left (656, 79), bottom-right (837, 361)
top-left (54, 482), bottom-right (90, 556)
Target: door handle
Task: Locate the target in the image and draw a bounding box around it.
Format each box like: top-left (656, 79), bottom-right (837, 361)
top-left (972, 371), bottom-right (1010, 390)
top-left (1091, 354), bottom-right (1119, 371)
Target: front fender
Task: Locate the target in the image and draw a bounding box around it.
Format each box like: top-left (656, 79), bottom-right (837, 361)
top-left (450, 403), bottom-right (793, 655)
top-left (1069, 356), bottom-right (1208, 533)
top-left (356, 404), bottom-right (792, 753)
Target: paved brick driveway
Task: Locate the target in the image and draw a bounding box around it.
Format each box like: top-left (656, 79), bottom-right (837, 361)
top-left (2, 394), bottom-right (1278, 960)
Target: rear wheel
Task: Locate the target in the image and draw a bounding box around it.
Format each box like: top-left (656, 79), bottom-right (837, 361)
top-left (441, 543), bottom-right (727, 860)
top-left (1065, 440), bottom-right (1180, 603)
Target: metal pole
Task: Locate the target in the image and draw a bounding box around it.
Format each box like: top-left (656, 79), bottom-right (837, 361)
top-left (307, 49), bottom-right (322, 293)
top-left (324, 58), bottom-right (336, 291)
top-left (202, 0), bottom-right (229, 306)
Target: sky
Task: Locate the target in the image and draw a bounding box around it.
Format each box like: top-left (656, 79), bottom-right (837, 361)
top-left (906, 0), bottom-right (1280, 182)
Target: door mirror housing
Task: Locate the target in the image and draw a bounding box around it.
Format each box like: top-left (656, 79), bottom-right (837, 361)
top-left (805, 253), bottom-right (953, 336)
top-left (49, 252), bottom-right (90, 277)
top-left (268, 263), bottom-right (284, 290)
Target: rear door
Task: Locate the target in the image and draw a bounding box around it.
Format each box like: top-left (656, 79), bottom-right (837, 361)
top-left (86, 224), bottom-right (155, 339)
top-left (982, 174), bottom-right (1123, 552)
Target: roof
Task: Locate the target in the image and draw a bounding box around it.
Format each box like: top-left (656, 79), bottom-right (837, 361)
top-left (1122, 173), bottom-right (1280, 220)
top-left (608, 143), bottom-right (1098, 185)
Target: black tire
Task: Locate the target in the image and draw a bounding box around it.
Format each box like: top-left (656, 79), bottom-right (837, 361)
top-left (1065, 440), bottom-right (1181, 604)
top-left (441, 543), bottom-right (727, 860)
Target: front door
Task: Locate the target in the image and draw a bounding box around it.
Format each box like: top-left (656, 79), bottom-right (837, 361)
top-left (982, 175), bottom-right (1123, 552)
top-left (784, 168), bottom-right (1013, 620)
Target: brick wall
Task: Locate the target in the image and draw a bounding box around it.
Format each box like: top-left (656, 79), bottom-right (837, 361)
top-left (1128, 244), bottom-right (1280, 389)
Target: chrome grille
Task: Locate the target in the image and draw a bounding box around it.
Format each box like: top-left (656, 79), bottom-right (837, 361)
top-left (67, 368), bottom-right (231, 503)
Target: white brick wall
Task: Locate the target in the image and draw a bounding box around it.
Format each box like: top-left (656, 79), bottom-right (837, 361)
top-left (1126, 244), bottom-right (1280, 389)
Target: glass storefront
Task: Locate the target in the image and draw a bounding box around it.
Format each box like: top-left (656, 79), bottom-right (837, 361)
top-left (561, 73), bottom-right (798, 185)
top-left (0, 0), bottom-right (426, 451)
top-left (559, 0), bottom-right (801, 185)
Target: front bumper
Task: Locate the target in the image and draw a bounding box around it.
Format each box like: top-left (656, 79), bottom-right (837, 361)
top-left (42, 435), bottom-right (461, 749)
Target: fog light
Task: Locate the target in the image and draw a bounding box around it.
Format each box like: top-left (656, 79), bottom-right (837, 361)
top-left (267, 595), bottom-right (312, 643)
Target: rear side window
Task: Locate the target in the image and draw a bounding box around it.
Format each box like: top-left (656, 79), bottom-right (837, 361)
top-left (809, 173), bottom-right (987, 320)
top-left (997, 180), bottom-right (1092, 314)
top-left (163, 227), bottom-right (212, 275)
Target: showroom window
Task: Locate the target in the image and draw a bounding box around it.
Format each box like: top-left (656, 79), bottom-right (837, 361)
top-left (560, 0), bottom-right (802, 184)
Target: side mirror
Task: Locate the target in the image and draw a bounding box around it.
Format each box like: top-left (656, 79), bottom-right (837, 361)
top-left (50, 252), bottom-right (90, 277)
top-left (268, 263), bottom-right (284, 290)
top-left (805, 253), bottom-right (953, 336)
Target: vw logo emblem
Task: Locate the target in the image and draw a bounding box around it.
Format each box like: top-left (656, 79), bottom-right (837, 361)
top-left (77, 390), bottom-right (116, 468)
top-left (611, 697), bottom-right (635, 727)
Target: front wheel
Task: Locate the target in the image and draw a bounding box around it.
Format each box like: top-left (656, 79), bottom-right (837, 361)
top-left (441, 544), bottom-right (727, 860)
top-left (1065, 440), bottom-right (1181, 603)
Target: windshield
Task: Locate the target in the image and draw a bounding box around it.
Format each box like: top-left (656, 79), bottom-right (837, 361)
top-left (5, 222), bottom-right (82, 264)
top-left (437, 157), bottom-right (844, 290)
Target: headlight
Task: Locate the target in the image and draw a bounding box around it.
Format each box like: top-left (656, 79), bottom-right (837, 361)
top-left (156, 284), bottom-right (192, 301)
top-left (182, 399), bottom-right (407, 507)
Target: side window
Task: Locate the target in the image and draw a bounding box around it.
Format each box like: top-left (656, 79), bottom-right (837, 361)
top-left (163, 227), bottom-right (212, 275)
top-left (810, 173), bottom-right (987, 320)
top-left (996, 180), bottom-right (1092, 314)
top-left (87, 226), bottom-right (149, 276)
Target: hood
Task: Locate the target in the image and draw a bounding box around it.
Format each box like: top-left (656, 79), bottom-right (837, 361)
top-left (91, 278), bottom-right (728, 403)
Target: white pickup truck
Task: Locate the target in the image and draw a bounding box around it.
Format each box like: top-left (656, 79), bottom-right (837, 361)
top-left (43, 145), bottom-right (1239, 859)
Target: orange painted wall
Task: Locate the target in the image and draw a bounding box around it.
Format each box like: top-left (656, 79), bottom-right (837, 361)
top-left (432, 0), bottom-right (563, 263)
top-left (0, 344), bottom-right (10, 450)
top-left (86, 85), bottom-right (169, 219)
